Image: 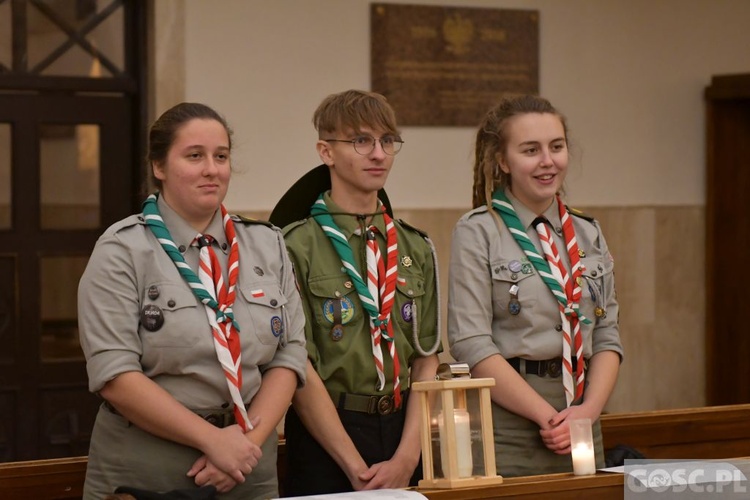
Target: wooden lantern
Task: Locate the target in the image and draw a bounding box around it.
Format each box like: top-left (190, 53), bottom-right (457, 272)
top-left (412, 364), bottom-right (504, 489)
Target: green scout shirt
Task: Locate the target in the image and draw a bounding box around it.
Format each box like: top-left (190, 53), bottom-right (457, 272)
top-left (283, 192), bottom-right (440, 403)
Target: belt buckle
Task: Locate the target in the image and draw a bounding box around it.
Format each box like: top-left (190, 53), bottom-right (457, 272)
top-left (546, 359), bottom-right (562, 378)
top-left (376, 395), bottom-right (393, 415)
top-left (204, 413), bottom-right (222, 427)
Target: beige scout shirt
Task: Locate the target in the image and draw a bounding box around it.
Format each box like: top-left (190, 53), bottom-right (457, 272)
top-left (78, 195), bottom-right (307, 410)
top-left (448, 191), bottom-right (623, 369)
top-left (283, 193), bottom-right (440, 402)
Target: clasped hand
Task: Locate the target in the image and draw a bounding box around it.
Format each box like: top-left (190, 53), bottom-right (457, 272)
top-left (539, 404), bottom-right (598, 455)
top-left (187, 417), bottom-right (262, 493)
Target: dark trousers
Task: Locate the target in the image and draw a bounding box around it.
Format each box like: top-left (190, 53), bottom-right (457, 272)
top-left (283, 394), bottom-right (422, 496)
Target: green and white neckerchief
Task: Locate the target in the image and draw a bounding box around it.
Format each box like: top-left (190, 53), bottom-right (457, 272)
top-left (142, 193), bottom-right (251, 430)
top-left (491, 189), bottom-right (589, 405)
top-left (310, 194), bottom-right (402, 408)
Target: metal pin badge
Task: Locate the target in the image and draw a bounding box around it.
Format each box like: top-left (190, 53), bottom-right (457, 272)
top-left (508, 284), bottom-right (521, 315)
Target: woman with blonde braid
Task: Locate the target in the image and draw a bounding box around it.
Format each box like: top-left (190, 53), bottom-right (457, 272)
top-left (447, 95), bottom-right (623, 477)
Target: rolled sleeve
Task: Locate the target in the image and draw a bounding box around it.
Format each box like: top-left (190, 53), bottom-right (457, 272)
top-left (78, 232), bottom-right (144, 393)
top-left (590, 225), bottom-right (624, 361)
top-left (259, 232), bottom-right (308, 386)
top-left (447, 215), bottom-right (502, 368)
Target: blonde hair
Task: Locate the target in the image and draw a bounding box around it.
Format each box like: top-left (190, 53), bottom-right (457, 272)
top-left (472, 95), bottom-right (567, 209)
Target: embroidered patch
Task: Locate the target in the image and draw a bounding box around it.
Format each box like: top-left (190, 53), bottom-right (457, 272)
top-left (270, 316), bottom-right (284, 337)
top-left (322, 296), bottom-right (355, 324)
top-left (251, 289), bottom-right (265, 298)
top-left (401, 301), bottom-right (413, 323)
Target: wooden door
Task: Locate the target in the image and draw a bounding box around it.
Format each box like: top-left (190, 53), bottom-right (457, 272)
top-left (705, 74), bottom-right (750, 405)
top-left (0, 93), bottom-right (136, 461)
top-left (0, 0), bottom-right (147, 461)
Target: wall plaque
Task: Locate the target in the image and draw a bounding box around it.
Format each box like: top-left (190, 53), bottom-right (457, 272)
top-left (371, 3), bottom-right (539, 127)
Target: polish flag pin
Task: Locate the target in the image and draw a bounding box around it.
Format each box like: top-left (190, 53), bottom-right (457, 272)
top-left (251, 289), bottom-right (265, 298)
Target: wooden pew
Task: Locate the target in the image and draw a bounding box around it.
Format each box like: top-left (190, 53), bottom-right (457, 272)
top-left (600, 404), bottom-right (750, 459)
top-left (3, 404), bottom-right (750, 500)
top-left (0, 456), bottom-right (87, 500)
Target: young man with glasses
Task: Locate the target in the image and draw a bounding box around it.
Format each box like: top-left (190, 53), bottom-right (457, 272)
top-left (270, 90), bottom-right (441, 495)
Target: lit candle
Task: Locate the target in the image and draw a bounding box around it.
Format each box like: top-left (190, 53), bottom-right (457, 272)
top-left (571, 443), bottom-right (596, 476)
top-left (438, 409), bottom-right (473, 478)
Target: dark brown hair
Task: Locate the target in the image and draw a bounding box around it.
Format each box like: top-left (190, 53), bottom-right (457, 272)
top-left (146, 102), bottom-right (232, 192)
top-left (472, 95), bottom-right (567, 208)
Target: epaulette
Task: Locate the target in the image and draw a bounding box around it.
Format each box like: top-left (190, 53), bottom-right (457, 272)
top-left (109, 214), bottom-right (145, 234)
top-left (566, 205), bottom-right (595, 223)
top-left (397, 218), bottom-right (429, 239)
top-left (231, 214), bottom-right (274, 228)
top-left (281, 217), bottom-right (310, 236)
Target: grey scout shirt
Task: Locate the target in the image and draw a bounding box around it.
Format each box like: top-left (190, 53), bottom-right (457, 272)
top-left (78, 195), bottom-right (307, 410)
top-left (448, 190), bottom-right (623, 369)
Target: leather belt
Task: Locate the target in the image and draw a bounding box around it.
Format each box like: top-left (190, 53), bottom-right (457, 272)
top-left (507, 357), bottom-right (564, 378)
top-left (200, 411), bottom-right (236, 429)
top-left (104, 401), bottom-right (237, 428)
top-left (337, 392), bottom-right (404, 415)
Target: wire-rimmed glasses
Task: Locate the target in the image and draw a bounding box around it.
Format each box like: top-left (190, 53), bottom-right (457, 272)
top-left (323, 135), bottom-right (404, 156)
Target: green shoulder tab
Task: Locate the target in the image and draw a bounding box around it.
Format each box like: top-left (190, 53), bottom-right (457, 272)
top-left (281, 217), bottom-right (309, 236)
top-left (566, 205), bottom-right (595, 223)
top-left (231, 214), bottom-right (274, 228)
top-left (397, 219), bottom-right (430, 239)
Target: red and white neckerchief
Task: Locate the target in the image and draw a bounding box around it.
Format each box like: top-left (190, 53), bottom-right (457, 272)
top-left (533, 198), bottom-right (586, 405)
top-left (364, 214), bottom-right (401, 408)
top-left (193, 208), bottom-right (252, 431)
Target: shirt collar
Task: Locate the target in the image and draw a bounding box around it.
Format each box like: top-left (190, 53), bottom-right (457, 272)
top-left (321, 191), bottom-right (387, 240)
top-left (157, 195), bottom-right (229, 254)
top-left (505, 188), bottom-right (563, 230)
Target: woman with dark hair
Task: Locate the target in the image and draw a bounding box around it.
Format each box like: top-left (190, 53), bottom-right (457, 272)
top-left (78, 102), bottom-right (307, 499)
top-left (447, 95), bottom-right (623, 477)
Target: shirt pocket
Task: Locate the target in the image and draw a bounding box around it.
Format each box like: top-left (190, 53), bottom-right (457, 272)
top-left (580, 256), bottom-right (614, 322)
top-left (140, 282), bottom-right (202, 348)
top-left (308, 274), bottom-right (361, 335)
top-left (394, 274), bottom-right (425, 330)
top-left (490, 259), bottom-right (538, 315)
top-left (239, 282), bottom-right (288, 346)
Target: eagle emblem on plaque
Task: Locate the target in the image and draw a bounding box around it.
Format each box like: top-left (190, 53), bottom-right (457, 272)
top-left (443, 13), bottom-right (474, 55)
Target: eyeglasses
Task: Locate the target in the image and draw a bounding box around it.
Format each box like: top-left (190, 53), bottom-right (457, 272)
top-left (323, 135), bottom-right (404, 156)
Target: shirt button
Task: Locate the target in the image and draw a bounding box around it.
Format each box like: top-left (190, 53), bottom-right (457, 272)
top-left (555, 226), bottom-right (563, 235)
top-left (270, 299), bottom-right (278, 306)
top-left (591, 271), bottom-right (598, 277)
top-left (221, 242), bottom-right (228, 250)
top-left (178, 245), bottom-right (186, 253)
top-left (167, 299), bottom-right (176, 307)
top-left (334, 291), bottom-right (342, 298)
top-left (555, 324), bottom-right (563, 331)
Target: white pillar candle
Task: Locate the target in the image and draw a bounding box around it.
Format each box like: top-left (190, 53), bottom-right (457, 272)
top-left (438, 409), bottom-right (473, 478)
top-left (571, 443), bottom-right (596, 476)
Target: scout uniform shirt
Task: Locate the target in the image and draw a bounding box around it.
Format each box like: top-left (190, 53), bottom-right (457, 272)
top-left (79, 195), bottom-right (308, 409)
top-left (448, 189), bottom-right (623, 370)
top-left (283, 193), bottom-right (440, 403)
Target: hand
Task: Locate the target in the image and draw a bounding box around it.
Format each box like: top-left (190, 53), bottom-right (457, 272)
top-left (202, 424), bottom-right (262, 483)
top-left (357, 457), bottom-right (415, 490)
top-left (540, 404), bottom-right (599, 455)
top-left (187, 455), bottom-right (238, 493)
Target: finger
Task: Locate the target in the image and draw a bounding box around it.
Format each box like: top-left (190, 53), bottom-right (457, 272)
top-left (229, 470), bottom-right (246, 484)
top-left (241, 462), bottom-right (253, 475)
top-left (187, 455), bottom-right (208, 477)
